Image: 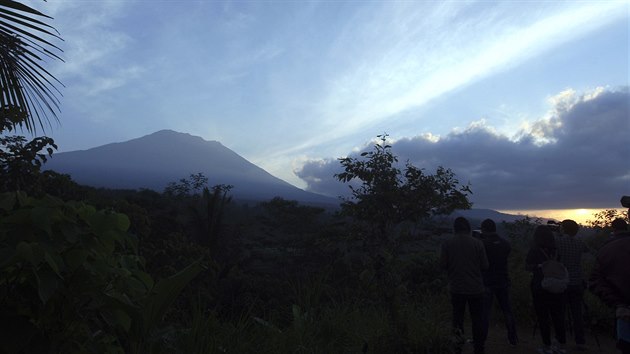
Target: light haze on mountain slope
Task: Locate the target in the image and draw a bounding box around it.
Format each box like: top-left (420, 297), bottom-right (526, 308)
top-left (44, 130), bottom-right (336, 204)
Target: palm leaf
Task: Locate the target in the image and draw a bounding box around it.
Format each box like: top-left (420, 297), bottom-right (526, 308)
top-left (0, 0), bottom-right (63, 133)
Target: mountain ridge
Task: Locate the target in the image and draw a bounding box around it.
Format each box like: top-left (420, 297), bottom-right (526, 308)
top-left (44, 130), bottom-right (335, 204)
top-left (452, 208), bottom-right (554, 224)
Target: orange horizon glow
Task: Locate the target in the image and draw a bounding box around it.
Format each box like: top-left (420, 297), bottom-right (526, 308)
top-left (497, 208), bottom-right (627, 225)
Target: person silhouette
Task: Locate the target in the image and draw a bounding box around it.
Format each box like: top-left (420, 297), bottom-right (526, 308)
top-left (590, 218), bottom-right (630, 354)
top-left (478, 219), bottom-right (518, 346)
top-left (526, 225), bottom-right (567, 354)
top-left (441, 217), bottom-right (489, 354)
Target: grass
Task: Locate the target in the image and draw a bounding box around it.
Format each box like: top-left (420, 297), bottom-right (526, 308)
top-left (171, 288), bottom-right (457, 354)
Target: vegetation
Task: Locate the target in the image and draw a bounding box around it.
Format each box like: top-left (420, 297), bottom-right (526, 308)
top-left (585, 209), bottom-right (629, 250)
top-left (586, 208), bottom-right (628, 230)
top-left (0, 135), bottom-right (56, 193)
top-left (336, 134), bottom-right (471, 246)
top-left (0, 191), bottom-right (202, 353)
top-left (0, 0), bottom-right (64, 133)
top-left (0, 161), bottom-right (620, 353)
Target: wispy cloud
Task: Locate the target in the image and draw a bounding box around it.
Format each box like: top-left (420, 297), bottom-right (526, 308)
top-left (282, 2), bottom-right (627, 155)
top-left (35, 1), bottom-right (142, 96)
top-left (85, 65), bottom-right (145, 96)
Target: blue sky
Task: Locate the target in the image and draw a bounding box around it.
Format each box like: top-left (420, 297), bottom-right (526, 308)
top-left (20, 1), bottom-right (630, 212)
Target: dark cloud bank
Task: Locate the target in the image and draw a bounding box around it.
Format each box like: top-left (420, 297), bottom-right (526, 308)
top-left (296, 88), bottom-right (629, 210)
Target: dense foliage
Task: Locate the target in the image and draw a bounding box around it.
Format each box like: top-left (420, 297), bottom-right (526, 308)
top-left (0, 192), bottom-right (203, 353)
top-left (0, 135), bottom-right (57, 193)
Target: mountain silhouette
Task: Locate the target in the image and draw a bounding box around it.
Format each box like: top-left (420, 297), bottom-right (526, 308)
top-left (452, 208), bottom-right (550, 224)
top-left (44, 130), bottom-right (336, 204)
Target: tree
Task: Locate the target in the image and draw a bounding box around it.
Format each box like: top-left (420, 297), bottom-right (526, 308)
top-left (163, 172), bottom-right (208, 197)
top-left (335, 134), bottom-right (472, 243)
top-left (587, 209), bottom-right (628, 231)
top-left (259, 197), bottom-right (325, 235)
top-left (334, 134), bottom-right (472, 344)
top-left (0, 0), bottom-right (63, 133)
top-left (196, 184), bottom-right (233, 251)
top-left (163, 173), bottom-right (233, 252)
top-left (0, 1), bottom-right (62, 194)
top-left (0, 134), bottom-right (56, 192)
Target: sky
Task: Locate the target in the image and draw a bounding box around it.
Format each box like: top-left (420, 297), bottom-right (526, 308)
top-left (17, 1), bottom-right (630, 220)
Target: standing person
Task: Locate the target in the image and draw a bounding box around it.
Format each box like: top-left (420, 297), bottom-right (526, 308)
top-left (526, 225), bottom-right (567, 354)
top-left (441, 216), bottom-right (489, 354)
top-left (609, 218), bottom-right (630, 241)
top-left (555, 219), bottom-right (590, 349)
top-left (479, 219), bottom-right (518, 346)
top-left (621, 196), bottom-right (630, 221)
top-left (590, 218), bottom-right (630, 354)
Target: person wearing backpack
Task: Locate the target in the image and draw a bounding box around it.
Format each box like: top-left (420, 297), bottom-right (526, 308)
top-left (526, 225), bottom-right (567, 354)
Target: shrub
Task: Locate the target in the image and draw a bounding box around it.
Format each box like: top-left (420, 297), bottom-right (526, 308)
top-left (0, 192), bottom-right (201, 353)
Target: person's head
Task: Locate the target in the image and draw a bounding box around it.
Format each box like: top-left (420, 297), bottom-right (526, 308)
top-left (561, 219), bottom-right (579, 237)
top-left (533, 225), bottom-right (555, 250)
top-left (621, 196), bottom-right (630, 218)
top-left (611, 218), bottom-right (628, 233)
top-left (480, 218), bottom-right (496, 233)
top-left (453, 217), bottom-right (471, 235)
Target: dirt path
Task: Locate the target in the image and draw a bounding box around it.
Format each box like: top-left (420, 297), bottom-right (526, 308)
top-left (460, 323), bottom-right (618, 353)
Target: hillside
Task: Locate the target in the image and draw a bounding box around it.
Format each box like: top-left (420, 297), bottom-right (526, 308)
top-left (44, 130), bottom-right (336, 204)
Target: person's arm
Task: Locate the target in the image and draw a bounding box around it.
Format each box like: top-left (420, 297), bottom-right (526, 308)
top-left (588, 257), bottom-right (627, 308)
top-left (525, 248), bottom-right (540, 272)
top-left (479, 242), bottom-right (489, 271)
top-left (582, 240), bottom-right (596, 263)
top-left (440, 243), bottom-right (448, 270)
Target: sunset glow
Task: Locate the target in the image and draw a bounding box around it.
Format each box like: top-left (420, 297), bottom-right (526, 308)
top-left (498, 208), bottom-right (627, 225)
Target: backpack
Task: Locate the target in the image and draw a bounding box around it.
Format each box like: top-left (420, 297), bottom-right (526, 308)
top-left (540, 249), bottom-right (569, 294)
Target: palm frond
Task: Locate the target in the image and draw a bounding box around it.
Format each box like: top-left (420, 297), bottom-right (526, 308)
top-left (0, 0), bottom-right (63, 133)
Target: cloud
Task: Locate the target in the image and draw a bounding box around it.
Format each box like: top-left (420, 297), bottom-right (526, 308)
top-left (279, 2), bottom-right (628, 155)
top-left (295, 87), bottom-right (630, 210)
top-left (37, 1), bottom-right (143, 97)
